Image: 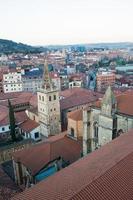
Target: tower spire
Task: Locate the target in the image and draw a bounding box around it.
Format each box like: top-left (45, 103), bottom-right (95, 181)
top-left (42, 58), bottom-right (52, 89)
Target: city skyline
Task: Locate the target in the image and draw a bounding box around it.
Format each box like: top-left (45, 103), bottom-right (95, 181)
top-left (0, 0), bottom-right (133, 45)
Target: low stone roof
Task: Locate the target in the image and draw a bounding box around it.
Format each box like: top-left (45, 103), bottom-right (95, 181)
top-left (12, 133), bottom-right (82, 176)
top-left (12, 129), bottom-right (133, 200)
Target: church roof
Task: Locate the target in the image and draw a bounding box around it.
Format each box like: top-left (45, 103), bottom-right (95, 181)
top-left (12, 133), bottom-right (82, 176)
top-left (60, 88), bottom-right (102, 110)
top-left (12, 129), bottom-right (133, 200)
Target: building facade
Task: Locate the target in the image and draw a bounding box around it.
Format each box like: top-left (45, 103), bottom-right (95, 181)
top-left (83, 86), bottom-right (133, 155)
top-left (96, 72), bottom-right (115, 92)
top-left (3, 71), bottom-right (23, 93)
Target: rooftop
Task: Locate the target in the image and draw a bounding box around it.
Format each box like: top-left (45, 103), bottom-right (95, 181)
top-left (19, 119), bottom-right (39, 133)
top-left (12, 129), bottom-right (133, 200)
top-left (60, 88), bottom-right (102, 110)
top-left (12, 133), bottom-right (82, 176)
top-left (93, 90), bottom-right (133, 116)
top-left (68, 109), bottom-right (83, 121)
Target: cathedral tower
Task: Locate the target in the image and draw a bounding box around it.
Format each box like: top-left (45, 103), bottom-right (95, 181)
top-left (37, 59), bottom-right (61, 137)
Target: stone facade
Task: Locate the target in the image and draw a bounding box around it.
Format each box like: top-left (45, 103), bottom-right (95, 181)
top-left (83, 86), bottom-right (133, 156)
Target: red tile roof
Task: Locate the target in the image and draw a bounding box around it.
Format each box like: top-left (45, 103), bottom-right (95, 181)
top-left (68, 109), bottom-right (83, 121)
top-left (12, 129), bottom-right (133, 200)
top-left (19, 119), bottom-right (39, 133)
top-left (93, 91), bottom-right (133, 116)
top-left (12, 133), bottom-right (82, 176)
top-left (60, 88), bottom-right (102, 110)
top-left (0, 107), bottom-right (28, 126)
top-left (60, 88), bottom-right (102, 99)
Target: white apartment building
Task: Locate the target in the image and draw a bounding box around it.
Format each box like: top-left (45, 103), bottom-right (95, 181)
top-left (3, 71), bottom-right (23, 93)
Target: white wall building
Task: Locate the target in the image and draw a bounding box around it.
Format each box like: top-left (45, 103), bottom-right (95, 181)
top-left (3, 71), bottom-right (23, 93)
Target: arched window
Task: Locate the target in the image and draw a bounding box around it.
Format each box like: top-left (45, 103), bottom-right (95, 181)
top-left (93, 122), bottom-right (98, 138)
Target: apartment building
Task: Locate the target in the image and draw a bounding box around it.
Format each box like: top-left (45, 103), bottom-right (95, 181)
top-left (3, 70), bottom-right (23, 93)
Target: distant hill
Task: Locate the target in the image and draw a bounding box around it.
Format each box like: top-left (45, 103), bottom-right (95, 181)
top-left (0, 39), bottom-right (46, 54)
top-left (44, 42), bottom-right (133, 50)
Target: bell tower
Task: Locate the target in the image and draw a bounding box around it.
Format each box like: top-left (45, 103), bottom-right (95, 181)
top-left (37, 59), bottom-right (61, 137)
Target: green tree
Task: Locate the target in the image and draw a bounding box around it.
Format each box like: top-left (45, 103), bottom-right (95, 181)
top-left (8, 99), bottom-right (17, 142)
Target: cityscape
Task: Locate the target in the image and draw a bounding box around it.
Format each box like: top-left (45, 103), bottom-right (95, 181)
top-left (0, 0), bottom-right (133, 200)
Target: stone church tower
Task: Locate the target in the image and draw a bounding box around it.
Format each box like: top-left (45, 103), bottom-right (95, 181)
top-left (98, 85), bottom-right (117, 146)
top-left (37, 59), bottom-right (61, 137)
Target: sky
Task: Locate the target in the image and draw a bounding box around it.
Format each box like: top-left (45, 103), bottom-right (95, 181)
top-left (0, 0), bottom-right (133, 45)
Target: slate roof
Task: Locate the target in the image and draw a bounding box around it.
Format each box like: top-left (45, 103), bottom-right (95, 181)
top-left (12, 129), bottom-right (133, 200)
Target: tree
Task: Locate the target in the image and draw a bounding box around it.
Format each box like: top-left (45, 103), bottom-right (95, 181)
top-left (8, 99), bottom-right (17, 142)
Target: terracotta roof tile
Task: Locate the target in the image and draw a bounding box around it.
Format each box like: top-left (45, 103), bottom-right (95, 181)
top-left (60, 89), bottom-right (102, 110)
top-left (19, 119), bottom-right (39, 133)
top-left (93, 91), bottom-right (133, 116)
top-left (12, 129), bottom-right (133, 200)
top-left (12, 133), bottom-right (82, 176)
top-left (68, 109), bottom-right (83, 121)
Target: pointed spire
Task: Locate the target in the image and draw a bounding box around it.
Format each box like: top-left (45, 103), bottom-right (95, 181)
top-left (42, 58), bottom-right (52, 89)
top-left (102, 85), bottom-right (116, 105)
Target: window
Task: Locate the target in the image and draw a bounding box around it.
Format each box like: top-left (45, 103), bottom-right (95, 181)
top-left (2, 127), bottom-right (5, 131)
top-left (49, 96), bottom-right (51, 101)
top-left (42, 96), bottom-right (44, 101)
top-left (9, 126), bottom-right (10, 129)
top-left (54, 95), bottom-right (56, 100)
top-left (94, 122), bottom-right (98, 138)
top-left (50, 109), bottom-right (52, 112)
top-left (39, 95), bottom-right (41, 100)
top-left (70, 128), bottom-right (74, 137)
top-left (34, 132), bottom-right (39, 138)
top-left (54, 108), bottom-right (56, 111)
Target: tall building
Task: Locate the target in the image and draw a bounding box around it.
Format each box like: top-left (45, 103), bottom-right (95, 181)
top-left (37, 60), bottom-right (61, 137)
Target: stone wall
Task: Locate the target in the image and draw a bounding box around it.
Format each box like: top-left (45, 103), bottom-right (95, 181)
top-left (0, 139), bottom-right (34, 164)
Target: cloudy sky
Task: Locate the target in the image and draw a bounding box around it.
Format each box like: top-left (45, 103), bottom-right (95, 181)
top-left (0, 0), bottom-right (133, 45)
